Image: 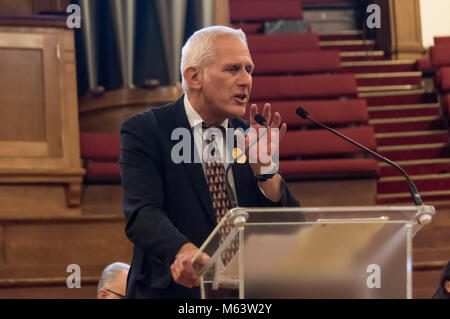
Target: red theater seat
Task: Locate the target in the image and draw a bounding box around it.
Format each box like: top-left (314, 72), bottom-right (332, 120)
top-left (247, 33), bottom-right (320, 53)
top-left (302, 0), bottom-right (356, 3)
top-left (251, 74), bottom-right (358, 100)
top-left (279, 158), bottom-right (379, 178)
top-left (232, 22), bottom-right (263, 35)
top-left (434, 36), bottom-right (450, 45)
top-left (278, 126), bottom-right (378, 178)
top-left (444, 94), bottom-right (450, 116)
top-left (430, 45), bottom-right (450, 68)
top-left (229, 0), bottom-right (302, 22)
top-left (252, 50), bottom-right (341, 75)
top-left (80, 132), bottom-right (121, 180)
top-left (279, 126), bottom-right (376, 158)
top-left (84, 162), bottom-right (121, 179)
top-left (245, 99), bottom-right (368, 128)
top-left (441, 67), bottom-right (450, 91)
top-left (416, 58), bottom-right (433, 72)
top-left (435, 67), bottom-right (450, 91)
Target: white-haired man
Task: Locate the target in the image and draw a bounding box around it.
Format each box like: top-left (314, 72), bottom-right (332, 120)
top-left (97, 262), bottom-right (130, 299)
top-left (120, 26), bottom-right (300, 298)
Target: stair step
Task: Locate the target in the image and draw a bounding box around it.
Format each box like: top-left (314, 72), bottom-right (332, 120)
top-left (340, 50), bottom-right (384, 59)
top-left (342, 60), bottom-right (416, 73)
top-left (355, 71), bottom-right (422, 86)
top-left (379, 158), bottom-right (450, 167)
top-left (318, 30), bottom-right (364, 41)
top-left (320, 40), bottom-right (375, 51)
top-left (378, 142), bottom-right (449, 161)
top-left (369, 115), bottom-right (441, 124)
top-left (377, 190), bottom-right (450, 204)
top-left (378, 173), bottom-right (450, 193)
top-left (368, 103), bottom-right (440, 112)
top-left (369, 115), bottom-right (445, 133)
top-left (378, 142), bottom-right (447, 152)
top-left (363, 90), bottom-right (438, 106)
top-left (357, 84), bottom-right (421, 92)
top-left (368, 103), bottom-right (441, 118)
top-left (376, 130), bottom-right (448, 146)
top-left (379, 158), bottom-right (450, 177)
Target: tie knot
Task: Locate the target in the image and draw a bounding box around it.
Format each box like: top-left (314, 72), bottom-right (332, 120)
top-left (202, 122), bottom-right (224, 131)
top-left (202, 122), bottom-right (225, 143)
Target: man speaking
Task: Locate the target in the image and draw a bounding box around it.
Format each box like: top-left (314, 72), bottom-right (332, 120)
top-left (120, 26), bottom-right (299, 298)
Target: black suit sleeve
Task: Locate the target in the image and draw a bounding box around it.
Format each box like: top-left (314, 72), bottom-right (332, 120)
top-left (120, 113), bottom-right (189, 266)
top-left (256, 174), bottom-right (300, 207)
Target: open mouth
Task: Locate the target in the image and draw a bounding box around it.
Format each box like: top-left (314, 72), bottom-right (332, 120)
top-left (233, 93), bottom-right (248, 104)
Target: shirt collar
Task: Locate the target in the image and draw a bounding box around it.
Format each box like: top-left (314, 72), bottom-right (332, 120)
top-left (184, 94), bottom-right (228, 130)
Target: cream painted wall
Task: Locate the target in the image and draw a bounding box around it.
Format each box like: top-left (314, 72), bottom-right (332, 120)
top-left (420, 0), bottom-right (450, 48)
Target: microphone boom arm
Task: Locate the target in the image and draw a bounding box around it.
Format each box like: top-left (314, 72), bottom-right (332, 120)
top-left (305, 114), bottom-right (423, 206)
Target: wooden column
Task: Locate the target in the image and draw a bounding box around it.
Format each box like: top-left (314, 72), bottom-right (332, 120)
top-left (388, 0), bottom-right (424, 59)
top-left (0, 16), bottom-right (85, 217)
top-left (214, 0), bottom-right (230, 26)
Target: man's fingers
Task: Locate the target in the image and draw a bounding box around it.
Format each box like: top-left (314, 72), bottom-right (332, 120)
top-left (249, 104), bottom-right (258, 125)
top-left (170, 252), bottom-right (203, 288)
top-left (271, 112), bottom-right (281, 129)
top-left (262, 103), bottom-right (271, 125)
top-left (279, 123), bottom-right (287, 140)
top-left (182, 256), bottom-right (196, 275)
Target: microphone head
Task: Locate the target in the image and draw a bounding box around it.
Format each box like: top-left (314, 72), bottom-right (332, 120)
top-left (254, 114), bottom-right (267, 126)
top-left (296, 107), bottom-right (309, 119)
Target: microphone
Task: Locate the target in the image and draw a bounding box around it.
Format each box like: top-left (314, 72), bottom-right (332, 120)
top-left (254, 114), bottom-right (267, 127)
top-left (224, 114), bottom-right (270, 208)
top-left (296, 106), bottom-right (424, 206)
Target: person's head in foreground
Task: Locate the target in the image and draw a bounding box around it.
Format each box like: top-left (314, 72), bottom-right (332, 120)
top-left (432, 261), bottom-right (450, 299)
top-left (97, 262), bottom-right (130, 299)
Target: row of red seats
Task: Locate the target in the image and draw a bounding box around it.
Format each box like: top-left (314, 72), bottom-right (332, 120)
top-left (244, 34), bottom-right (377, 178)
top-left (80, 132), bottom-right (120, 181)
top-left (230, 0), bottom-right (355, 24)
top-left (229, 0), bottom-right (303, 23)
top-left (231, 0), bottom-right (356, 35)
top-left (80, 0), bottom-right (376, 182)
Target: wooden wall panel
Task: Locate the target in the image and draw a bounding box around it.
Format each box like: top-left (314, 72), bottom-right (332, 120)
top-left (0, 185), bottom-right (80, 217)
top-left (0, 18), bottom-right (85, 210)
top-left (81, 185), bottom-right (123, 215)
top-left (0, 0), bottom-right (32, 15)
top-left (214, 0), bottom-right (230, 26)
top-left (0, 48), bottom-right (45, 142)
top-left (389, 0), bottom-right (424, 59)
top-left (4, 221), bottom-right (132, 267)
top-left (32, 0), bottom-right (70, 14)
top-left (0, 283), bottom-right (97, 299)
top-left (413, 269), bottom-right (441, 299)
top-left (286, 179), bottom-right (377, 207)
top-left (0, 227), bottom-right (4, 267)
top-left (0, 0), bottom-right (69, 15)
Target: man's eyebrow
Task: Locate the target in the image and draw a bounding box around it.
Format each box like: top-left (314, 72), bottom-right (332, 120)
top-left (223, 62), bottom-right (254, 69)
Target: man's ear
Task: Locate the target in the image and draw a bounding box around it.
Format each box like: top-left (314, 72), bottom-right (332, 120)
top-left (183, 66), bottom-right (202, 90)
top-left (445, 280), bottom-right (450, 293)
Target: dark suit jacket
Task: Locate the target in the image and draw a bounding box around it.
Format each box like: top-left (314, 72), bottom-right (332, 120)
top-left (119, 96), bottom-right (300, 298)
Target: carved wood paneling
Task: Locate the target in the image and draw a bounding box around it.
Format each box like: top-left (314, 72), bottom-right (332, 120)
top-left (389, 0), bottom-right (424, 59)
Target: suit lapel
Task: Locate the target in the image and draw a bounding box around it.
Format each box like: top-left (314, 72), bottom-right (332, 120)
top-left (156, 97), bottom-right (217, 225)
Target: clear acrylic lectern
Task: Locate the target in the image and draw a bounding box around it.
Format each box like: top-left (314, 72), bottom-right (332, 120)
top-left (191, 205), bottom-right (435, 299)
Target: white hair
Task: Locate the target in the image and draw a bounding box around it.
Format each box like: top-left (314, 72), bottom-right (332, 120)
top-left (97, 262), bottom-right (130, 297)
top-left (180, 26), bottom-right (248, 93)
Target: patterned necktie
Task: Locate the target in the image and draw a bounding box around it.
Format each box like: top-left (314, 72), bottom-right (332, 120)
top-left (202, 122), bottom-right (238, 266)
